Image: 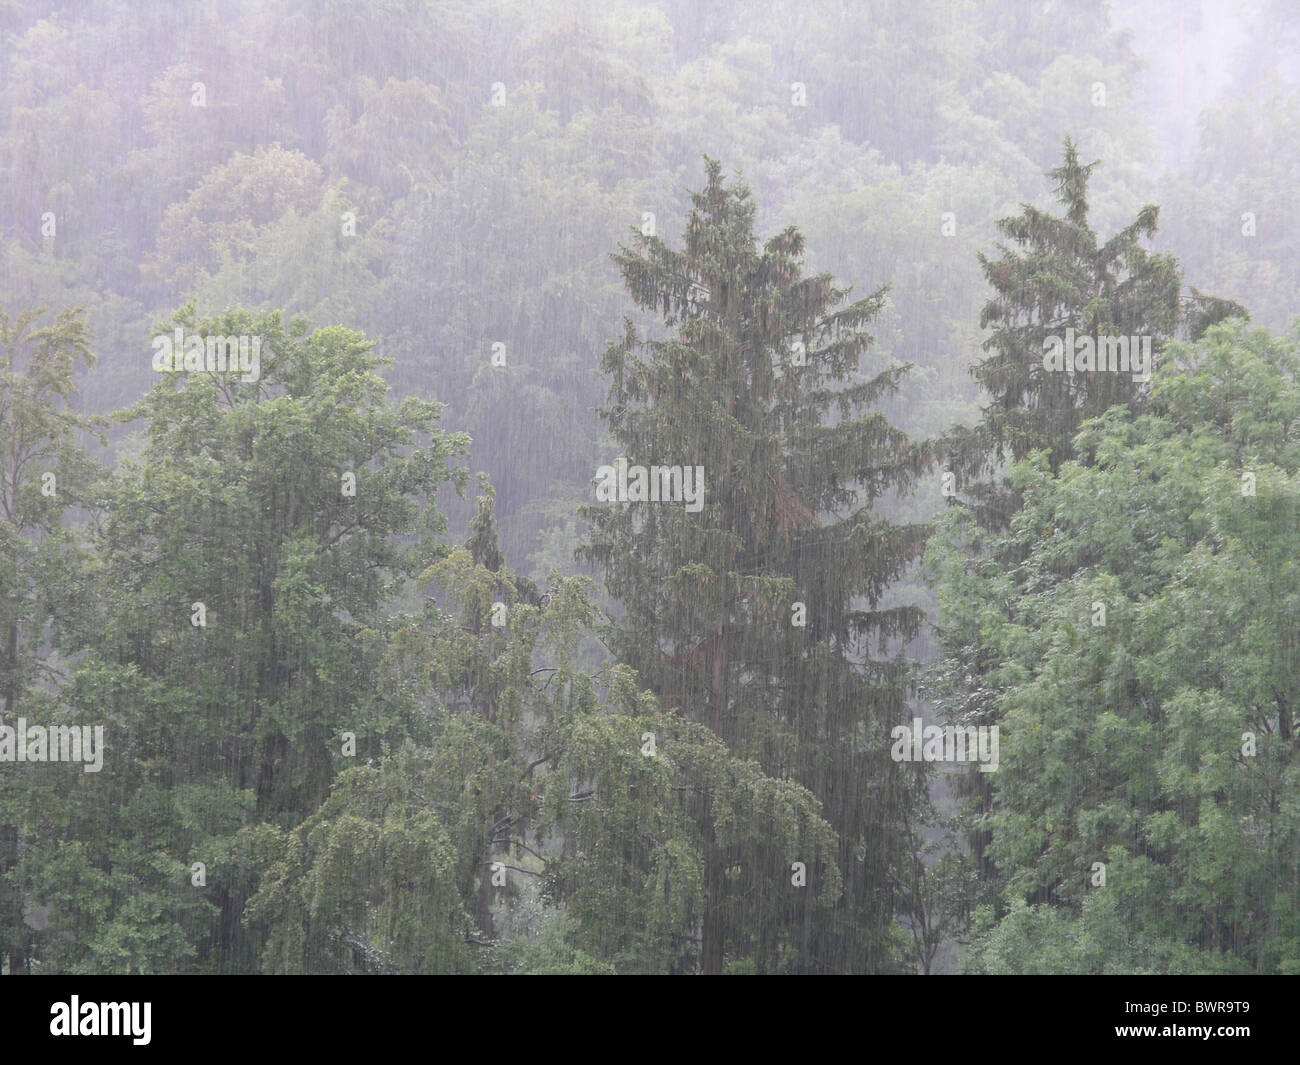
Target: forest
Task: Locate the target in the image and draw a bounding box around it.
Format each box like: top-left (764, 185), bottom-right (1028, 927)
top-left (0, 0), bottom-right (1297, 975)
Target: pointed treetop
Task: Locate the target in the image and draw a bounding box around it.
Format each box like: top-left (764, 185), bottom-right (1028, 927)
top-left (1047, 136), bottom-right (1098, 228)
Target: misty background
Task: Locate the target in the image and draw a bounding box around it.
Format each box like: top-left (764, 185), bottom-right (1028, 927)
top-left (1, 0), bottom-right (1298, 975)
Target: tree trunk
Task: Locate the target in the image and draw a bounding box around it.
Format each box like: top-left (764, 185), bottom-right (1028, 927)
top-left (3, 617), bottom-right (17, 717)
top-left (701, 817), bottom-right (725, 974)
top-left (700, 624), bottom-right (728, 973)
top-left (474, 839), bottom-right (496, 939)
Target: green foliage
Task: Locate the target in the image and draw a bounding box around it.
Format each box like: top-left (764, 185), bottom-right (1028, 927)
top-left (579, 159), bottom-right (932, 972)
top-left (0, 304), bottom-right (108, 973)
top-left (3, 0), bottom-right (1297, 978)
top-left (498, 913), bottom-right (617, 975)
top-left (373, 496), bottom-right (842, 973)
top-left (4, 307), bottom-right (469, 973)
top-left (951, 137), bottom-right (1225, 503)
top-left (245, 759), bottom-right (475, 974)
top-left (931, 320), bottom-right (1300, 974)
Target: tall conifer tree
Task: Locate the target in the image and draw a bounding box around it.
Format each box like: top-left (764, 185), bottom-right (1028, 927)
top-left (932, 139), bottom-right (1249, 912)
top-left (581, 159), bottom-right (932, 972)
top-left (949, 136), bottom-right (1246, 529)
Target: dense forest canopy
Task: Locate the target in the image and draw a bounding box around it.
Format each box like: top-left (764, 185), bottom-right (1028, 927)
top-left (0, 0), bottom-right (1297, 975)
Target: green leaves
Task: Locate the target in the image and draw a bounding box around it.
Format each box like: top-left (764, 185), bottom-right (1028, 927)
top-left (245, 761), bottom-right (475, 975)
top-left (5, 307), bottom-right (469, 972)
top-left (936, 319), bottom-right (1300, 972)
top-left (578, 160), bottom-right (933, 971)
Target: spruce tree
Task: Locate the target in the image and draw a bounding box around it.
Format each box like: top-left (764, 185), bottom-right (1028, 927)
top-left (949, 136), bottom-right (1245, 529)
top-left (580, 159), bottom-right (933, 972)
top-left (932, 138), bottom-right (1249, 915)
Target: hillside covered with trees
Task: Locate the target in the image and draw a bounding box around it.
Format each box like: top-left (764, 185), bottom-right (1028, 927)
top-left (1, 0), bottom-right (1297, 975)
